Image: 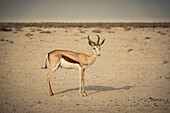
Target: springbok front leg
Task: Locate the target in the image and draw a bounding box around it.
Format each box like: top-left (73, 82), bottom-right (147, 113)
top-left (79, 67), bottom-right (87, 97)
top-left (79, 67), bottom-right (83, 97)
top-left (82, 69), bottom-right (87, 96)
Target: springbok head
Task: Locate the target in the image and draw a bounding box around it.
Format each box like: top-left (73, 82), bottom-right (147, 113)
top-left (88, 35), bottom-right (105, 56)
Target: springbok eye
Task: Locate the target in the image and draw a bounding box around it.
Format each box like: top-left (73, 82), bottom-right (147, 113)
top-left (93, 48), bottom-right (95, 50)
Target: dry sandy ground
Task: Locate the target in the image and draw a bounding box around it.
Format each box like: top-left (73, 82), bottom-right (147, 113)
top-left (0, 26), bottom-right (170, 113)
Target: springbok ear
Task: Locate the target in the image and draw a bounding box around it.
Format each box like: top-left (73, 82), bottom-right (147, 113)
top-left (100, 39), bottom-right (105, 46)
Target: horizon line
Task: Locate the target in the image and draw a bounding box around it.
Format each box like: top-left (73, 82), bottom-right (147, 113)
top-left (0, 21), bottom-right (170, 23)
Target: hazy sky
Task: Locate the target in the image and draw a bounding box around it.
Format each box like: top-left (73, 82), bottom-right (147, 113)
top-left (0, 0), bottom-right (169, 22)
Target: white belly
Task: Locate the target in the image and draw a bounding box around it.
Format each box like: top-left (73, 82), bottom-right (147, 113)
top-left (60, 58), bottom-right (79, 69)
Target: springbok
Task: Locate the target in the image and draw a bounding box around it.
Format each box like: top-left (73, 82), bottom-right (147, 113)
top-left (42, 35), bottom-right (105, 97)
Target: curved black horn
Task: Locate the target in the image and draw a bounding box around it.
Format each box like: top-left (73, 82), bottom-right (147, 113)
top-left (96, 35), bottom-right (100, 45)
top-left (88, 35), bottom-right (96, 45)
top-left (100, 39), bottom-right (105, 46)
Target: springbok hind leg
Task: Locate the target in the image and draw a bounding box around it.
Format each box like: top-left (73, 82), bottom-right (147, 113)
top-left (46, 62), bottom-right (61, 96)
top-left (46, 69), bottom-right (54, 96)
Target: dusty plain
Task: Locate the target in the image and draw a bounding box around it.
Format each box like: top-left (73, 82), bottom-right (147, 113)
top-left (0, 23), bottom-right (170, 113)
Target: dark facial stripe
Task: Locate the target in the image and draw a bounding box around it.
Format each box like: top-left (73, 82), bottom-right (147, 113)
top-left (62, 55), bottom-right (79, 64)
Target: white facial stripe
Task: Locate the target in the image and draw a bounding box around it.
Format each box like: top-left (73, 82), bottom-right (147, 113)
top-left (94, 46), bottom-right (101, 56)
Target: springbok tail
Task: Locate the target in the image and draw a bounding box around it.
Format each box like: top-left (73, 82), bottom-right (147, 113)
top-left (41, 55), bottom-right (48, 69)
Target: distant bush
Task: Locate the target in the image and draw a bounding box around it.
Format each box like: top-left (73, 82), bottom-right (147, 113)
top-left (145, 37), bottom-right (151, 39)
top-left (40, 31), bottom-right (51, 34)
top-left (92, 29), bottom-right (101, 33)
top-left (0, 27), bottom-right (12, 32)
top-left (30, 29), bottom-right (35, 32)
top-left (163, 60), bottom-right (168, 64)
top-left (25, 33), bottom-right (33, 37)
top-left (127, 49), bottom-right (133, 52)
top-left (79, 29), bottom-right (86, 33)
top-left (37, 28), bottom-right (42, 31)
top-left (15, 26), bottom-right (22, 31)
top-left (124, 27), bottom-right (131, 31)
top-left (108, 31), bottom-right (115, 33)
top-left (157, 31), bottom-right (166, 35)
top-left (160, 32), bottom-right (166, 35)
top-left (0, 39), bottom-right (14, 44)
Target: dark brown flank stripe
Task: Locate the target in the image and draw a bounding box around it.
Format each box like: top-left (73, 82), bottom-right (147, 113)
top-left (62, 55), bottom-right (79, 64)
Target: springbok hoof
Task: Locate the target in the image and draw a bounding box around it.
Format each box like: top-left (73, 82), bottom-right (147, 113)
top-left (49, 93), bottom-right (54, 96)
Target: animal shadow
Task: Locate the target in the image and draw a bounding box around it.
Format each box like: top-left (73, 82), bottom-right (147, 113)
top-left (55, 85), bottom-right (135, 96)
